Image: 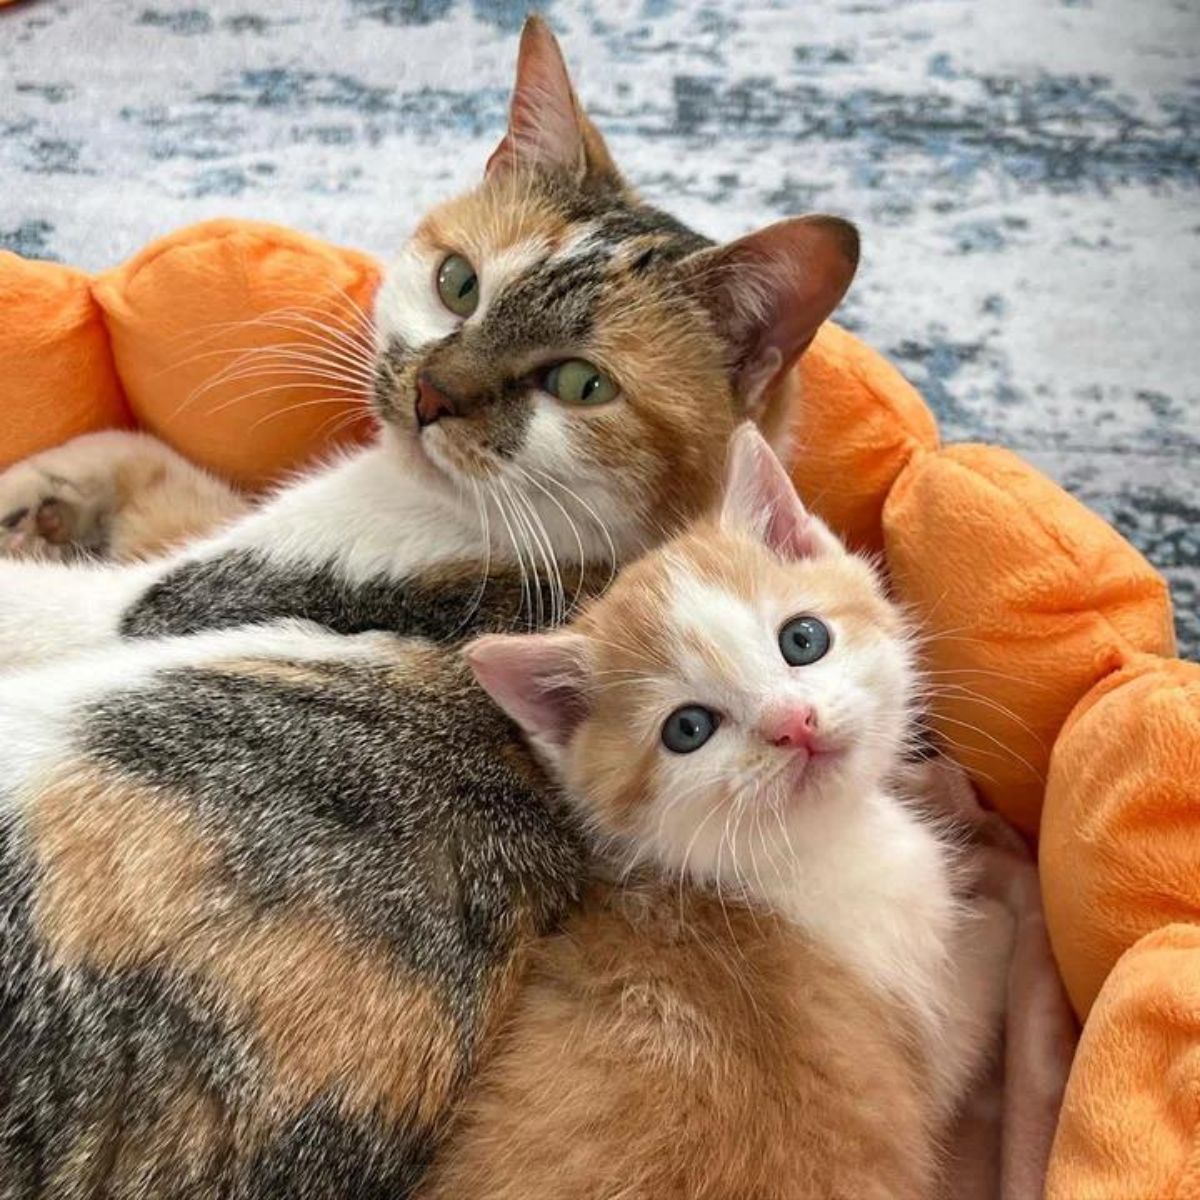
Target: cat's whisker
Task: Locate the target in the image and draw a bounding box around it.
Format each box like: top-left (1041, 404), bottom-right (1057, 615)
top-left (507, 478), bottom-right (567, 628)
top-left (490, 484), bottom-right (534, 631)
top-left (498, 476), bottom-right (547, 629)
top-left (524, 465), bottom-right (618, 590)
top-left (169, 348), bottom-right (373, 423)
top-left (512, 464), bottom-right (588, 618)
top-left (154, 303), bottom-right (375, 380)
top-left (448, 477), bottom-right (493, 638)
top-left (197, 381), bottom-right (365, 425)
top-left (246, 395), bottom-right (369, 435)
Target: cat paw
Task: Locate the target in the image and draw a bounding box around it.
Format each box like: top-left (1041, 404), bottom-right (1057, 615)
top-left (0, 466), bottom-right (99, 562)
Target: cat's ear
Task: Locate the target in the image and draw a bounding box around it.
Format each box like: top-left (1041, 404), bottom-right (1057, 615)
top-left (680, 215), bottom-right (859, 417)
top-left (466, 631), bottom-right (593, 749)
top-left (487, 15), bottom-right (621, 185)
top-left (720, 423), bottom-right (844, 560)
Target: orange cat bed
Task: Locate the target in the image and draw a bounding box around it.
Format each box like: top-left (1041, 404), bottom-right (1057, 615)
top-left (0, 220), bottom-right (1194, 1194)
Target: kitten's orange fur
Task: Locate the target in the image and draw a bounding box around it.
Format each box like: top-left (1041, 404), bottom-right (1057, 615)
top-left (419, 882), bottom-right (937, 1200)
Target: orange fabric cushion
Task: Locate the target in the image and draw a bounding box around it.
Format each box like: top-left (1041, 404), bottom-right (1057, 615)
top-left (1047, 924), bottom-right (1200, 1199)
top-left (92, 220), bottom-right (381, 489)
top-left (789, 321), bottom-right (938, 555)
top-left (881, 444), bottom-right (1176, 837)
top-left (1041, 655), bottom-right (1200, 1017)
top-left (0, 253), bottom-right (131, 469)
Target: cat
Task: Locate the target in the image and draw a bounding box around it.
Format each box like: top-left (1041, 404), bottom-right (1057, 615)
top-left (421, 425), bottom-right (1010, 1200)
top-left (0, 16), bottom-right (856, 671)
top-left (0, 17), bottom-right (860, 1198)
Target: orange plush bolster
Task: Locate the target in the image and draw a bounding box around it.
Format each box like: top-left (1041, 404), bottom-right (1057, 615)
top-left (1041, 655), bottom-right (1200, 1019)
top-left (92, 220), bottom-right (382, 489)
top-left (788, 321), bottom-right (938, 555)
top-left (1047, 924), bottom-right (1200, 1199)
top-left (0, 253), bottom-right (131, 470)
top-left (881, 444), bottom-right (1176, 837)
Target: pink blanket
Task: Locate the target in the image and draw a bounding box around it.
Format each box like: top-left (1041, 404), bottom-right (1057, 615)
top-left (909, 760), bottom-right (1078, 1199)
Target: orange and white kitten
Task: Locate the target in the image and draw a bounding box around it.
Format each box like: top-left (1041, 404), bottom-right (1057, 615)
top-left (432, 426), bottom-right (1007, 1200)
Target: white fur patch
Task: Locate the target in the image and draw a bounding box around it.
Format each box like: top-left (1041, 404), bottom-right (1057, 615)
top-left (0, 621), bottom-right (390, 805)
top-left (375, 242), bottom-right (458, 352)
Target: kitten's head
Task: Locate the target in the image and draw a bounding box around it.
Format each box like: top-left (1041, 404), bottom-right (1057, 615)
top-left (467, 425), bottom-right (916, 884)
top-left (374, 17), bottom-right (858, 560)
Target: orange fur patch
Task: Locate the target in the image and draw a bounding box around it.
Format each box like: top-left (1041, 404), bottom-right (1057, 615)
top-left (419, 881), bottom-right (936, 1200)
top-left (31, 764), bottom-right (461, 1132)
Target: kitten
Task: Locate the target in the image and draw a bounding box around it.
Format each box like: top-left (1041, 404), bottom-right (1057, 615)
top-left (424, 426), bottom-right (1008, 1200)
top-left (0, 15), bottom-right (856, 670)
top-left (0, 19), bottom-right (860, 1197)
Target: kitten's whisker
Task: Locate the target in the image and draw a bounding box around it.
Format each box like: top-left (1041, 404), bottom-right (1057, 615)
top-left (676, 798), bottom-right (726, 924)
top-left (921, 711), bottom-right (1044, 780)
top-left (917, 683), bottom-right (1045, 744)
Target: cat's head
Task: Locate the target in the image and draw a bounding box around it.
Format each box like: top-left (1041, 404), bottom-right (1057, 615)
top-left (373, 17), bottom-right (858, 562)
top-left (466, 425), bottom-right (916, 884)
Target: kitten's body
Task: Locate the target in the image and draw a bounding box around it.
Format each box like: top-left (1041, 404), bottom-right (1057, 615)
top-left (0, 20), bottom-right (860, 1196)
top-left (435, 428), bottom-right (1007, 1199)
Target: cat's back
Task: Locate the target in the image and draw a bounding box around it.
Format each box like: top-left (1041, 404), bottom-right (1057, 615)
top-left (420, 880), bottom-right (938, 1200)
top-left (0, 632), bottom-right (584, 1197)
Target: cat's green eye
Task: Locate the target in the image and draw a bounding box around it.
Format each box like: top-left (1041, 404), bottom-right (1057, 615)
top-left (436, 254), bottom-right (479, 318)
top-left (544, 359), bottom-right (619, 407)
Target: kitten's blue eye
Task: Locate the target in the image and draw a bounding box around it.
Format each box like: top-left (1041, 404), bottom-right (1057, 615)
top-left (779, 616), bottom-right (831, 666)
top-left (661, 705), bottom-right (719, 754)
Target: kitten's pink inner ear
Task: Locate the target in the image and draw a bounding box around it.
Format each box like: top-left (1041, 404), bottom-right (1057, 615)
top-left (465, 632), bottom-right (592, 747)
top-left (721, 424), bottom-right (836, 560)
top-left (681, 215), bottom-right (860, 415)
top-left (487, 16), bottom-right (587, 180)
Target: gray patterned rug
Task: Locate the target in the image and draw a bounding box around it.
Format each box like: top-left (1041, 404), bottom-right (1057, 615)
top-left (2, 0), bottom-right (1196, 656)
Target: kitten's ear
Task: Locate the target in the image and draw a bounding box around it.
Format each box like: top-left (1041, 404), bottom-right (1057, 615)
top-left (680, 215), bottom-right (859, 417)
top-left (466, 631), bottom-right (593, 749)
top-left (721, 424), bottom-right (844, 560)
top-left (487, 15), bottom-right (621, 185)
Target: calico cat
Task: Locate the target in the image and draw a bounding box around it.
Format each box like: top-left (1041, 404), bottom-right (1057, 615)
top-left (0, 17), bottom-right (856, 669)
top-left (425, 426), bottom-right (1010, 1200)
top-left (0, 18), bottom-right (858, 1199)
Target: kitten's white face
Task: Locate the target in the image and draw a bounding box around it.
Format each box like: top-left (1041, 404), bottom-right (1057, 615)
top-left (621, 547), bottom-right (914, 882)
top-left (467, 426), bottom-right (917, 894)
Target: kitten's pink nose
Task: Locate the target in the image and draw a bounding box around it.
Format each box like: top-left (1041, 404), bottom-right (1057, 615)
top-left (416, 374), bottom-right (457, 427)
top-left (760, 705), bottom-right (819, 751)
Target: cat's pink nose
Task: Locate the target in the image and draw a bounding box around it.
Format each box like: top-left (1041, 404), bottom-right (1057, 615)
top-left (761, 705), bottom-right (819, 751)
top-left (416, 374), bottom-right (457, 427)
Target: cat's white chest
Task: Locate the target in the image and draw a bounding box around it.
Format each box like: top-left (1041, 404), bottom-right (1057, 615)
top-left (202, 440), bottom-right (484, 584)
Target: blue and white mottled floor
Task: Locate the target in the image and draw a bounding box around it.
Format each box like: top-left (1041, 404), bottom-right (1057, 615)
top-left (2, 0), bottom-right (1196, 655)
